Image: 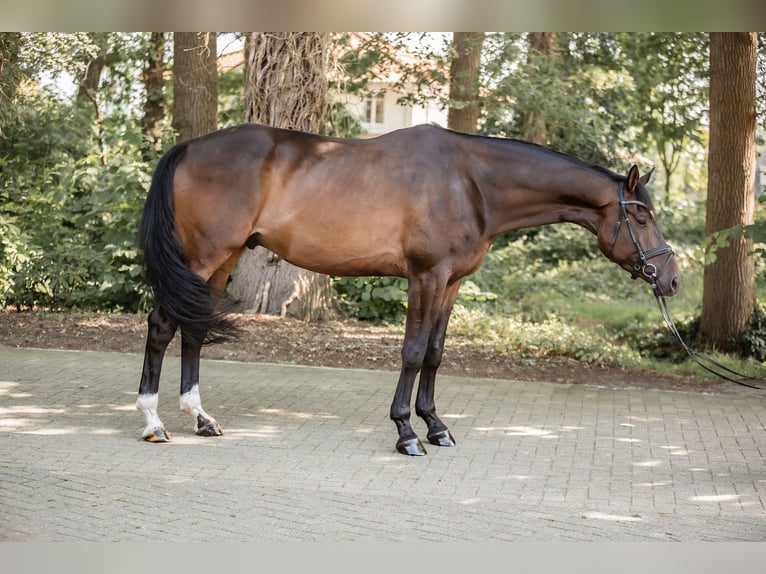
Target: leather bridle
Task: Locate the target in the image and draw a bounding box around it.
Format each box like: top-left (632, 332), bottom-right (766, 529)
top-left (608, 180), bottom-right (675, 294)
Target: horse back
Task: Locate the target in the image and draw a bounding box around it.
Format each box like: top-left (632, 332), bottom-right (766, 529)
top-left (173, 124), bottom-right (491, 280)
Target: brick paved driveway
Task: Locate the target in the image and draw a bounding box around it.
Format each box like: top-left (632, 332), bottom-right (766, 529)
top-left (1, 346), bottom-right (765, 541)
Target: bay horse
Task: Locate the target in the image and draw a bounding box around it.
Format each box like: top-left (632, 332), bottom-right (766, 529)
top-left (136, 123), bottom-right (680, 455)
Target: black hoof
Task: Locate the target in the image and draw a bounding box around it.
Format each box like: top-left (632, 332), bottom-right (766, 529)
top-left (196, 417), bottom-right (223, 437)
top-left (427, 429), bottom-right (456, 447)
top-left (396, 437), bottom-right (427, 456)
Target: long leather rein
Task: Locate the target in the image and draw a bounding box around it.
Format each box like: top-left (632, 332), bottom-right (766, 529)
top-left (610, 181), bottom-right (762, 390)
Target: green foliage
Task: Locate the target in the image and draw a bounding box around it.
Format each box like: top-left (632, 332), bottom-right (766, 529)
top-left (334, 33), bottom-right (450, 108)
top-left (481, 33), bottom-right (634, 166)
top-left (456, 280), bottom-right (497, 306)
top-left (1, 33), bottom-right (23, 134)
top-left (701, 219), bottom-right (766, 265)
top-left (737, 304), bottom-right (766, 362)
top-left (0, 124), bottom-right (151, 309)
top-left (616, 33), bottom-right (709, 204)
top-left (0, 35), bottom-right (159, 312)
top-left (332, 276), bottom-right (408, 322)
top-left (327, 101), bottom-right (363, 138)
top-left (218, 66), bottom-right (244, 128)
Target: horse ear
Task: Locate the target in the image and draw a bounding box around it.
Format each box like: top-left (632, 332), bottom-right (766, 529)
top-left (639, 167), bottom-right (655, 186)
top-left (626, 165), bottom-right (640, 194)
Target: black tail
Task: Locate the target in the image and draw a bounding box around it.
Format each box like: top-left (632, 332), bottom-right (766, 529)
top-left (139, 144), bottom-right (239, 346)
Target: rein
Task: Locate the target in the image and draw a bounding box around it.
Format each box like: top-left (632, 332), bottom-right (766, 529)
top-left (610, 181), bottom-right (763, 391)
top-left (655, 295), bottom-right (762, 390)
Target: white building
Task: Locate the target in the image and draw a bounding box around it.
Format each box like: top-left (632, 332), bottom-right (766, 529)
top-left (336, 83), bottom-right (446, 138)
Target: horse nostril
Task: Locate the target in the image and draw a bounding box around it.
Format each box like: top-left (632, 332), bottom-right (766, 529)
top-left (670, 276), bottom-right (680, 293)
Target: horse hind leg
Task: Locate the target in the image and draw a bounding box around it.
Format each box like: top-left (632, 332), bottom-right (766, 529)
top-left (179, 334), bottom-right (223, 436)
top-left (136, 307), bottom-right (178, 442)
top-left (177, 250), bottom-right (243, 437)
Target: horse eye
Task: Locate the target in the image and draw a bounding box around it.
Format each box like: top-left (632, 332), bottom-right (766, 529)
top-left (635, 216), bottom-right (648, 227)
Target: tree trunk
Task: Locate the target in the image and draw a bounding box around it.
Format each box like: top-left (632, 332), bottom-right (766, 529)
top-left (447, 32), bottom-right (484, 134)
top-left (76, 32), bottom-right (108, 113)
top-left (228, 250), bottom-right (336, 321)
top-left (0, 32), bottom-right (22, 136)
top-left (227, 32), bottom-right (336, 321)
top-left (172, 32), bottom-right (218, 143)
top-left (243, 32), bottom-right (330, 133)
top-left (141, 32), bottom-right (167, 161)
top-left (520, 32), bottom-right (557, 145)
top-left (74, 33), bottom-right (109, 164)
top-left (699, 32), bottom-right (757, 349)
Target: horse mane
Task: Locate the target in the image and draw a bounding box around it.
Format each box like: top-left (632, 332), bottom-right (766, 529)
top-left (436, 125), bottom-right (658, 208)
top-left (438, 125), bottom-right (623, 180)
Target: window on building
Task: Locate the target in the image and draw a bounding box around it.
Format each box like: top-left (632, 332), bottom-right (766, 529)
top-left (364, 95), bottom-right (385, 124)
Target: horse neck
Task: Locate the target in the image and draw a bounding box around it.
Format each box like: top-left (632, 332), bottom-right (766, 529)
top-left (473, 141), bottom-right (616, 238)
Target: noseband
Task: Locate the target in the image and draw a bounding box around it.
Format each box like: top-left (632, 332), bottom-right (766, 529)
top-left (608, 181), bottom-right (675, 293)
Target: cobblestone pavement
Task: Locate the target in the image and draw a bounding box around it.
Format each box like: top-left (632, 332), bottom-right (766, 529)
top-left (1, 346), bottom-right (765, 542)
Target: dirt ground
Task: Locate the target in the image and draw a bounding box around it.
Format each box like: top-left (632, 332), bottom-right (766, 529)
top-left (1, 309), bottom-right (742, 395)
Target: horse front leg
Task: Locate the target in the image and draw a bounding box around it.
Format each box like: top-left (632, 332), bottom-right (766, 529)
top-left (136, 307), bottom-right (177, 442)
top-left (179, 334), bottom-right (223, 437)
top-left (390, 273), bottom-right (445, 456)
top-left (416, 279), bottom-right (461, 448)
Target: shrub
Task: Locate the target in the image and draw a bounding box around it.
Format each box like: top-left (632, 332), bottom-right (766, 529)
top-left (0, 84), bottom-right (152, 311)
top-left (332, 276), bottom-right (408, 322)
top-left (737, 304), bottom-right (766, 362)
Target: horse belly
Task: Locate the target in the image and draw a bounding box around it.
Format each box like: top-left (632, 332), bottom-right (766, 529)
top-left (256, 214), bottom-right (407, 277)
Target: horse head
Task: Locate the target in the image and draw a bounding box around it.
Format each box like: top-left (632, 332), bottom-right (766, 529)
top-left (599, 165), bottom-right (681, 297)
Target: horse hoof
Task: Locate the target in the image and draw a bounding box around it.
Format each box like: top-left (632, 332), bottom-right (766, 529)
top-left (144, 427), bottom-right (172, 443)
top-left (196, 419), bottom-right (223, 437)
top-left (396, 437), bottom-right (427, 456)
top-left (427, 429), bottom-right (456, 447)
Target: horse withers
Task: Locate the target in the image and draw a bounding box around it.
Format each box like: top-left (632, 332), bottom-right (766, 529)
top-left (136, 123), bottom-right (680, 455)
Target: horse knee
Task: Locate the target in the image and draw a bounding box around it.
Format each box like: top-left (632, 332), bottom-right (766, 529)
top-left (422, 343), bottom-right (444, 371)
top-left (401, 340), bottom-right (427, 373)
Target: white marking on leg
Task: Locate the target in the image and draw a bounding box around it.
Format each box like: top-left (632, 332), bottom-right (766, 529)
top-left (136, 393), bottom-right (164, 438)
top-left (179, 385), bottom-right (218, 433)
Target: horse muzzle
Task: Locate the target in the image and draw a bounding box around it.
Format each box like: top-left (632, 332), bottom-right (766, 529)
top-left (653, 269), bottom-right (681, 297)
top-left (636, 249), bottom-right (680, 297)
